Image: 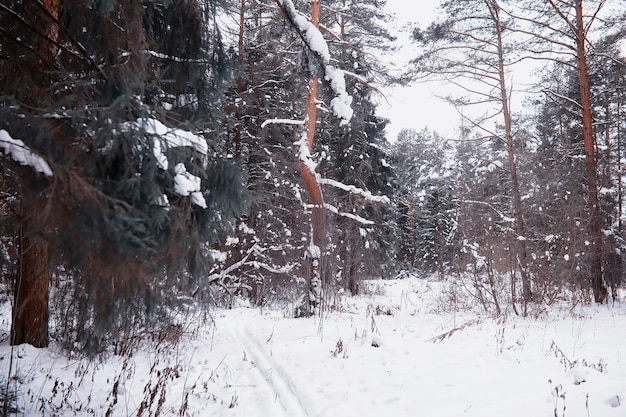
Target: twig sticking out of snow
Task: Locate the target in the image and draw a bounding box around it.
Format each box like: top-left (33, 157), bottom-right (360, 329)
top-left (427, 318), bottom-right (482, 343)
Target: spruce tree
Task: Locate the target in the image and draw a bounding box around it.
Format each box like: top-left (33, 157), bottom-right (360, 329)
top-left (0, 0), bottom-right (247, 351)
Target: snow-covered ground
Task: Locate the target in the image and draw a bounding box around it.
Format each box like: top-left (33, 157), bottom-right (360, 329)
top-left (1, 277), bottom-right (625, 416)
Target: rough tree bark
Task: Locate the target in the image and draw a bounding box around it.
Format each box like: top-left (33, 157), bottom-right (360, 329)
top-left (10, 0), bottom-right (60, 347)
top-left (12, 207), bottom-right (50, 348)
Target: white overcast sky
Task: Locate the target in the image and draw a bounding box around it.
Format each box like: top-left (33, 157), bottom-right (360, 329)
top-left (377, 0), bottom-right (540, 142)
top-left (377, 0), bottom-right (461, 142)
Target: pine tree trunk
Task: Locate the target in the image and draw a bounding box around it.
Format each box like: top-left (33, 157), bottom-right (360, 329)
top-left (575, 0), bottom-right (607, 303)
top-left (299, 0), bottom-right (326, 314)
top-left (11, 213), bottom-right (50, 347)
top-left (9, 0), bottom-right (59, 347)
top-left (346, 243), bottom-right (358, 295)
top-left (491, 0), bottom-right (531, 313)
top-left (617, 93), bottom-right (623, 235)
top-left (235, 0), bottom-right (246, 159)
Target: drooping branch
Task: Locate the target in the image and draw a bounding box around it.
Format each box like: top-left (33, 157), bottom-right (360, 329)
top-left (274, 0), bottom-right (353, 125)
top-left (0, 130), bottom-right (53, 176)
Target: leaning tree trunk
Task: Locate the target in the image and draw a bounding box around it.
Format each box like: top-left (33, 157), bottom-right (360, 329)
top-left (575, 0), bottom-right (607, 303)
top-left (299, 0), bottom-right (326, 314)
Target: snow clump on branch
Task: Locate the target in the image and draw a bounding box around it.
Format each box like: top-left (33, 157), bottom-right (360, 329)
top-left (277, 0), bottom-right (353, 125)
top-left (325, 66), bottom-right (354, 125)
top-left (122, 118), bottom-right (209, 208)
top-left (173, 162), bottom-right (207, 208)
top-left (0, 129), bottom-right (53, 176)
top-left (278, 0), bottom-right (330, 63)
top-left (130, 117), bottom-right (208, 170)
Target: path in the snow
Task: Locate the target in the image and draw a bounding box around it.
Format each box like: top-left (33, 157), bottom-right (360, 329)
top-left (1, 278), bottom-right (624, 416)
top-left (235, 324), bottom-right (316, 417)
top-left (215, 281), bottom-right (626, 417)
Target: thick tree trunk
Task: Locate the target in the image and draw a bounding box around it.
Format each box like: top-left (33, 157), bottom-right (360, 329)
top-left (575, 0), bottom-right (607, 303)
top-left (300, 64), bottom-right (325, 249)
top-left (11, 215), bottom-right (50, 347)
top-left (300, 151), bottom-right (326, 312)
top-left (10, 0), bottom-right (59, 347)
top-left (42, 0), bottom-right (59, 52)
top-left (273, 0), bottom-right (327, 314)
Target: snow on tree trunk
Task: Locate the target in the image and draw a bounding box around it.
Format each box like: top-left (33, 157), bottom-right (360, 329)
top-left (274, 0), bottom-right (364, 313)
top-left (299, 0), bottom-right (326, 315)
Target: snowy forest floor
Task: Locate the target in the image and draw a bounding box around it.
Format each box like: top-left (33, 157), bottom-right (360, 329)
top-left (1, 277), bottom-right (626, 417)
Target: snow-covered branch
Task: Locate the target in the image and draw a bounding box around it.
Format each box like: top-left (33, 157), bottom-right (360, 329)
top-left (295, 133), bottom-right (389, 209)
top-left (276, 0), bottom-right (330, 62)
top-left (128, 118), bottom-right (208, 170)
top-left (248, 260), bottom-right (297, 275)
top-left (207, 244), bottom-right (258, 283)
top-left (208, 243), bottom-right (296, 284)
top-left (342, 70), bottom-right (386, 97)
top-left (542, 88), bottom-right (583, 109)
top-left (323, 203), bottom-right (374, 225)
top-left (318, 178), bottom-right (390, 204)
top-left (295, 131), bottom-right (318, 174)
top-left (275, 0), bottom-right (353, 125)
top-left (172, 163), bottom-right (207, 208)
top-left (325, 65), bottom-right (353, 125)
top-left (0, 129), bottom-right (53, 176)
top-left (121, 118), bottom-right (210, 208)
top-left (260, 118), bottom-right (305, 129)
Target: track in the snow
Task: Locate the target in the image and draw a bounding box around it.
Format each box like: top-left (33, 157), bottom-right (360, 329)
top-left (236, 326), bottom-right (315, 417)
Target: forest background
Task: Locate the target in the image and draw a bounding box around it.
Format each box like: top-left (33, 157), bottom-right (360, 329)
top-left (1, 0), bottom-right (626, 355)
